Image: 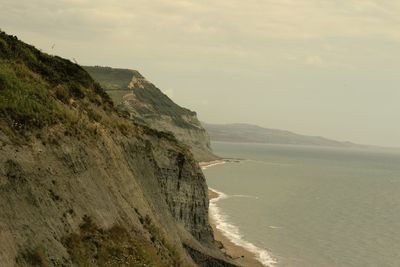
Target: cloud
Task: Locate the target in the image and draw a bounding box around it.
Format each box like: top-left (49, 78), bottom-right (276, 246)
top-left (1, 0), bottom-right (400, 146)
top-left (2, 1), bottom-right (398, 72)
top-left (3, 1), bottom-right (400, 40)
top-left (305, 55), bottom-right (323, 67)
top-left (1, 0), bottom-right (398, 72)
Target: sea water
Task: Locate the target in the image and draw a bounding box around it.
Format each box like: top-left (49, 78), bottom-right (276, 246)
top-left (203, 142), bottom-right (400, 267)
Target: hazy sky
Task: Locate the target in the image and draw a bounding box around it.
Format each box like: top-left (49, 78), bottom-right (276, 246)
top-left (1, 0), bottom-right (400, 146)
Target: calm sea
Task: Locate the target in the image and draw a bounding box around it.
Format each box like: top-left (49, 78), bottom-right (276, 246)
top-left (203, 142), bottom-right (400, 267)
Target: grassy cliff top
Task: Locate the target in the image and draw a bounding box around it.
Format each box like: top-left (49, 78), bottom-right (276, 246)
top-left (83, 66), bottom-right (141, 91)
top-left (0, 30), bottom-right (182, 148)
top-left (84, 65), bottom-right (199, 129)
top-left (0, 31), bottom-right (114, 133)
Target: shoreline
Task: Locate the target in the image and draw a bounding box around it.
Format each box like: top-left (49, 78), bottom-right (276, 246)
top-left (208, 188), bottom-right (266, 267)
top-left (199, 158), bottom-right (243, 169)
top-left (199, 159), bottom-right (227, 169)
top-left (199, 158), bottom-right (276, 267)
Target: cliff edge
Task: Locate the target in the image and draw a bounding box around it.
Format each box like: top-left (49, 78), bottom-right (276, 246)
top-left (0, 31), bottom-right (236, 267)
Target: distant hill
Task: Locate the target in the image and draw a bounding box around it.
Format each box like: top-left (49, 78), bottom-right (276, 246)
top-left (84, 66), bottom-right (218, 161)
top-left (203, 122), bottom-right (364, 148)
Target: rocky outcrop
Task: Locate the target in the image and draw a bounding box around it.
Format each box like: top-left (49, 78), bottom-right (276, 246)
top-left (0, 31), bottom-right (235, 267)
top-left (84, 66), bottom-right (218, 162)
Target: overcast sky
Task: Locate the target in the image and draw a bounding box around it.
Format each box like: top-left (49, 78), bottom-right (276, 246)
top-left (1, 0), bottom-right (400, 146)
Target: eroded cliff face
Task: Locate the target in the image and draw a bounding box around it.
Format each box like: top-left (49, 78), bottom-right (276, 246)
top-left (84, 66), bottom-right (218, 162)
top-left (0, 123), bottom-right (228, 266)
top-left (0, 32), bottom-right (235, 267)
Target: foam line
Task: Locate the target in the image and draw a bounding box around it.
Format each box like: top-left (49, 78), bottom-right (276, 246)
top-left (201, 161), bottom-right (227, 170)
top-left (209, 188), bottom-right (277, 267)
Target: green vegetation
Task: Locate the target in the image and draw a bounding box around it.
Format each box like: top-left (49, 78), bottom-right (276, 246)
top-left (63, 215), bottom-right (183, 267)
top-left (132, 83), bottom-right (196, 118)
top-left (138, 213), bottom-right (183, 267)
top-left (0, 30), bottom-right (181, 145)
top-left (84, 66), bottom-right (135, 105)
top-left (0, 62), bottom-right (61, 129)
top-left (84, 65), bottom-right (199, 129)
top-left (106, 89), bottom-right (132, 105)
top-left (83, 66), bottom-right (134, 90)
top-left (18, 247), bottom-right (50, 267)
top-left (0, 31), bottom-right (113, 134)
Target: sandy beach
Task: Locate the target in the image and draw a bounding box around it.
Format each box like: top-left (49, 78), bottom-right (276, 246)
top-left (208, 188), bottom-right (265, 267)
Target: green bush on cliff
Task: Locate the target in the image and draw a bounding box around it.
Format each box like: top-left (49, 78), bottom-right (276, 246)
top-left (0, 62), bottom-right (61, 129)
top-left (63, 215), bottom-right (181, 267)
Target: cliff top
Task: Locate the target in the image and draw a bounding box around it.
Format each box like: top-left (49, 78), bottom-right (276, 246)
top-left (82, 66), bottom-right (142, 91)
top-left (84, 65), bottom-right (199, 128)
top-left (0, 31), bottom-right (181, 146)
top-left (0, 31), bottom-right (114, 132)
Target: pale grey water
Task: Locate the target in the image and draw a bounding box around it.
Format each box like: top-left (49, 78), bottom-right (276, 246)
top-left (204, 142), bottom-right (400, 267)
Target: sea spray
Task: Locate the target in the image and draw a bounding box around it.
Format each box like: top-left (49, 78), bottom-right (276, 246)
top-left (208, 188), bottom-right (277, 267)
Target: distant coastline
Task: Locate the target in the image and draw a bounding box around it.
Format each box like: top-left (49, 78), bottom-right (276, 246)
top-left (203, 122), bottom-right (367, 149)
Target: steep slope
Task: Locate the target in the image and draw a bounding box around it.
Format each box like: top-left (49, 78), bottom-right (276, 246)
top-left (84, 66), bottom-right (218, 162)
top-left (203, 122), bottom-right (363, 148)
top-left (0, 31), bottom-right (236, 267)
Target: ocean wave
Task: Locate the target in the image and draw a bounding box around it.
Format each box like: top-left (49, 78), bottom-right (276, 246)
top-left (201, 161), bottom-right (227, 170)
top-left (209, 188), bottom-right (277, 267)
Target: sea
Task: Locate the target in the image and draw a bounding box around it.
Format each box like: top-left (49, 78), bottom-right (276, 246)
top-left (203, 141), bottom-right (400, 267)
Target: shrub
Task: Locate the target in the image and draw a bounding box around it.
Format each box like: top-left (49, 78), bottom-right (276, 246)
top-left (0, 62), bottom-right (61, 130)
top-left (19, 247), bottom-right (50, 267)
top-left (63, 215), bottom-right (172, 267)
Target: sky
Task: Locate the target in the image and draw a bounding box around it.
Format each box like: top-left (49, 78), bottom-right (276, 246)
top-left (1, 0), bottom-right (400, 147)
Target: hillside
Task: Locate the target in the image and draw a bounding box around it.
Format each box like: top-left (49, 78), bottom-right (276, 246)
top-left (84, 66), bottom-right (218, 162)
top-left (203, 122), bottom-right (363, 148)
top-left (0, 31), bottom-right (236, 267)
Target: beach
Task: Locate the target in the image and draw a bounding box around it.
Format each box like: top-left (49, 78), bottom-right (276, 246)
top-left (208, 188), bottom-right (265, 267)
top-left (201, 159), bottom-right (266, 267)
top-left (199, 158), bottom-right (265, 267)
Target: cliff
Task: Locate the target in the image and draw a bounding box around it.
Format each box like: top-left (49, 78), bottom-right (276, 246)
top-left (84, 66), bottom-right (218, 162)
top-left (0, 31), bottom-right (236, 267)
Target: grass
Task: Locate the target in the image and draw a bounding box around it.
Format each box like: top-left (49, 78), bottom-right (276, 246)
top-left (83, 66), bottom-right (134, 90)
top-left (63, 216), bottom-right (157, 267)
top-left (0, 30), bottom-right (115, 137)
top-left (0, 61), bottom-right (61, 130)
top-left (83, 65), bottom-right (200, 129)
top-left (18, 247), bottom-right (50, 267)
top-left (139, 214), bottom-right (183, 267)
top-left (105, 89), bottom-right (131, 105)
